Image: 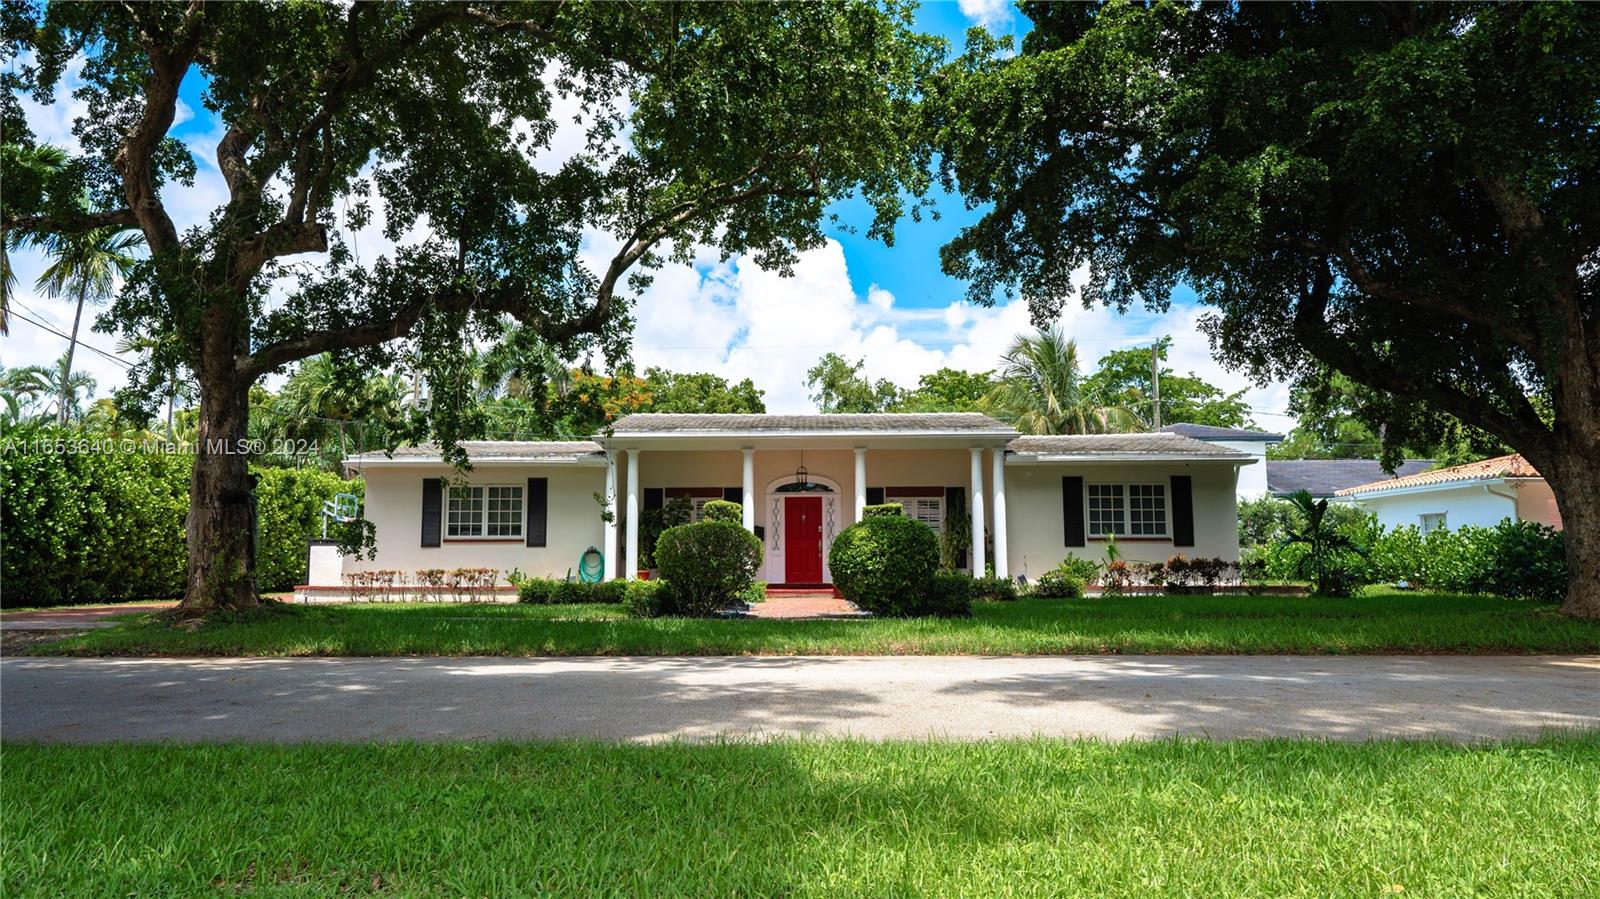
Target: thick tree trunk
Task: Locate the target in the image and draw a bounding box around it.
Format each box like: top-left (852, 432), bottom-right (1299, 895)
top-left (178, 377), bottom-right (259, 614)
top-left (1548, 451), bottom-right (1600, 619)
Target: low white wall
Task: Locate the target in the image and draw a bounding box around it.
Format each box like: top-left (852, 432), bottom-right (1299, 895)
top-left (1003, 462), bottom-right (1241, 580)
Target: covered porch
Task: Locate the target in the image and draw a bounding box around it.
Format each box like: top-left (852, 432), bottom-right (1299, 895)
top-left (596, 414), bottom-right (1019, 586)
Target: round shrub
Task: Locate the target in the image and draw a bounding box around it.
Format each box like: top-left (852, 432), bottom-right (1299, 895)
top-left (862, 502), bottom-right (904, 518)
top-left (828, 515), bottom-right (939, 616)
top-left (701, 499), bottom-right (742, 523)
top-left (653, 520), bottom-right (763, 617)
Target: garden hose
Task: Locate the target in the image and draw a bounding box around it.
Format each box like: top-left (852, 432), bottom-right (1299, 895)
top-left (578, 546), bottom-right (604, 583)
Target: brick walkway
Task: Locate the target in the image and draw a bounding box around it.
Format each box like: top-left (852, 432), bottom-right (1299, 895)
top-left (746, 590), bottom-right (864, 619)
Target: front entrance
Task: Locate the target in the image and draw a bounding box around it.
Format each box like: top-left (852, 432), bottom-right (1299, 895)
top-left (783, 496), bottom-right (824, 583)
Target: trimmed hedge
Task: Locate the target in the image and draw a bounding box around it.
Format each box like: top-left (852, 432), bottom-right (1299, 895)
top-left (920, 571), bottom-right (975, 617)
top-left (862, 503), bottom-right (904, 518)
top-left (622, 579), bottom-right (674, 618)
top-left (654, 519), bottom-right (763, 617)
top-left (0, 427), bottom-right (360, 606)
top-left (701, 500), bottom-right (742, 523)
top-left (516, 578), bottom-right (628, 604)
top-left (828, 514), bottom-right (940, 616)
top-left (1032, 560), bottom-right (1087, 599)
top-left (969, 574), bottom-right (1019, 602)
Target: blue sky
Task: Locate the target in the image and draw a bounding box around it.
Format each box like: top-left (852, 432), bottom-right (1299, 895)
top-left (3, 1), bottom-right (1289, 423)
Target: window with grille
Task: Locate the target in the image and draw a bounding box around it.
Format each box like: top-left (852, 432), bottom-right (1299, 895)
top-left (446, 485), bottom-right (522, 539)
top-left (1087, 484), bottom-right (1126, 536)
top-left (1128, 484), bottom-right (1167, 536)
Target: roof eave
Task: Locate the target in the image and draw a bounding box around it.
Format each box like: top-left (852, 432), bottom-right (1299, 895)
top-left (1007, 453), bottom-right (1254, 465)
top-left (1339, 477), bottom-right (1506, 499)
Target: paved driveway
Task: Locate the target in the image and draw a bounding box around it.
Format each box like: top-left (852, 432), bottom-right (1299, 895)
top-left (3, 655), bottom-right (1596, 743)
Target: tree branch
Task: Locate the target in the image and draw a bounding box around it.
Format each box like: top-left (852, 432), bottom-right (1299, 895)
top-left (1, 208), bottom-right (138, 236)
top-left (1332, 242), bottom-right (1541, 354)
top-left (1292, 257), bottom-right (1552, 460)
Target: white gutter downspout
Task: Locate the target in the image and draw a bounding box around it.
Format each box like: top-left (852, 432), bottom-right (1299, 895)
top-left (1485, 481), bottom-right (1519, 521)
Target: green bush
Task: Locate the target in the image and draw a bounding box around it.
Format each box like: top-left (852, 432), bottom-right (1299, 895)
top-left (654, 520), bottom-right (763, 617)
top-left (918, 571), bottom-right (974, 617)
top-left (1362, 519), bottom-right (1567, 602)
top-left (701, 499), bottom-right (742, 523)
top-left (516, 578), bottom-right (627, 604)
top-left (828, 514), bottom-right (940, 616)
top-left (862, 502), bottom-right (904, 518)
top-left (0, 425), bottom-right (358, 606)
top-left (622, 579), bottom-right (674, 618)
top-left (969, 574), bottom-right (1019, 602)
top-left (1032, 562), bottom-right (1086, 599)
top-left (741, 580), bottom-right (768, 605)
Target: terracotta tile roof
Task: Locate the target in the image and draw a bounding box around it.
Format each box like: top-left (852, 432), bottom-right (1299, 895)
top-left (1336, 454), bottom-right (1540, 497)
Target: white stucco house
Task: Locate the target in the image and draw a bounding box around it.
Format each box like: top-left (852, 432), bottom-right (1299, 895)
top-left (1158, 423), bottom-right (1282, 499)
top-left (302, 414), bottom-right (1254, 596)
top-left (1337, 454), bottom-right (1562, 534)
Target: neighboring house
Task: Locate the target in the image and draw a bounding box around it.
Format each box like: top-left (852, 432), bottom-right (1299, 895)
top-left (1265, 459), bottom-right (1437, 501)
top-left (1337, 454), bottom-right (1561, 534)
top-left (310, 413), bottom-right (1255, 595)
top-left (1159, 423), bottom-right (1282, 499)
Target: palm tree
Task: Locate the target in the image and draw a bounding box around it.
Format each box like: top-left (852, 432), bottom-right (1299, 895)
top-left (982, 326), bottom-right (1145, 435)
top-left (34, 226), bottom-right (140, 424)
top-left (2, 144), bottom-right (71, 336)
top-left (1, 355), bottom-right (96, 423)
top-left (1281, 489), bottom-right (1365, 597)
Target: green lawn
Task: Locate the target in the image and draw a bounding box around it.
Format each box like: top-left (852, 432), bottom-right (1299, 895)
top-left (33, 592), bottom-right (1600, 656)
top-left (4, 737), bottom-right (1597, 897)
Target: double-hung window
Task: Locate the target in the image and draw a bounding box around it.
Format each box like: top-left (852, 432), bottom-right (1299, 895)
top-left (1088, 483), bottom-right (1167, 537)
top-left (446, 485), bottom-right (523, 539)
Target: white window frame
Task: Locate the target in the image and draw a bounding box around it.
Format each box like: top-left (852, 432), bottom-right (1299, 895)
top-left (689, 496), bottom-right (716, 522)
top-left (1087, 482), bottom-right (1168, 538)
top-left (888, 495), bottom-right (944, 534)
top-left (445, 484), bottom-right (524, 540)
top-left (1419, 512), bottom-right (1447, 535)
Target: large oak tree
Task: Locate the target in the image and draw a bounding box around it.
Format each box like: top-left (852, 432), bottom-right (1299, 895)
top-left (2, 1), bottom-right (939, 615)
top-left (930, 2), bottom-right (1600, 616)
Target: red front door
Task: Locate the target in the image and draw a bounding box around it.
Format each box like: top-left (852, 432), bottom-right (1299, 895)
top-left (784, 496), bottom-right (824, 583)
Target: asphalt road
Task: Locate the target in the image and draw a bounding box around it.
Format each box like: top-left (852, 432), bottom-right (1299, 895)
top-left (5, 654), bottom-right (1596, 743)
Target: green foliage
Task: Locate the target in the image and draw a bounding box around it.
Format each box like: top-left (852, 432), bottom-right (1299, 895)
top-left (919, 571), bottom-right (975, 618)
top-left (516, 578), bottom-right (627, 605)
top-left (1279, 491), bottom-right (1365, 597)
top-left (930, 3), bottom-right (1597, 612)
top-left (642, 369), bottom-right (766, 416)
top-left (940, 489), bottom-right (970, 571)
top-left (1085, 338), bottom-right (1253, 430)
top-left (862, 502), bottom-right (903, 518)
top-left (1032, 561), bottom-right (1087, 599)
top-left (701, 500), bottom-right (742, 524)
top-left (251, 466), bottom-right (365, 592)
top-left (740, 580), bottom-right (768, 606)
top-left (0, 425), bottom-right (359, 605)
top-left (969, 575), bottom-right (1019, 602)
top-left (828, 514), bottom-right (941, 617)
top-left (640, 496), bottom-right (693, 569)
top-left (1239, 495), bottom-right (1371, 548)
top-left (805, 353), bottom-right (904, 413)
top-left (653, 520), bottom-right (764, 617)
top-left (982, 326), bottom-right (1143, 435)
top-left (891, 368), bottom-right (993, 413)
top-left (621, 579), bottom-right (674, 619)
top-left (1361, 521), bottom-right (1567, 603)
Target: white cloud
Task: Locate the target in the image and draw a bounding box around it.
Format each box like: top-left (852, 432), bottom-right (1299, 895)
top-left (620, 238), bottom-right (1292, 424)
top-left (957, 0), bottom-right (1013, 31)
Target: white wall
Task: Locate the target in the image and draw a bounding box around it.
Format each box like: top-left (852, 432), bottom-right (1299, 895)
top-left (1213, 440), bottom-right (1270, 499)
top-left (1356, 483), bottom-right (1518, 533)
top-left (1003, 462), bottom-right (1241, 580)
top-left (1515, 480), bottom-right (1563, 529)
top-left (345, 465), bottom-right (607, 584)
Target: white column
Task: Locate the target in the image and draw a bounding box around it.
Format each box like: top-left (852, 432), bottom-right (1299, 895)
top-left (624, 449), bottom-right (640, 579)
top-left (853, 447), bottom-right (867, 521)
top-left (741, 448), bottom-right (756, 532)
top-left (969, 448), bottom-right (986, 576)
top-left (990, 448), bottom-right (1008, 579)
top-left (603, 452), bottom-right (618, 580)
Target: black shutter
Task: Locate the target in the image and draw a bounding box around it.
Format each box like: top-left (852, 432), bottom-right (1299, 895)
top-left (1062, 476), bottom-right (1085, 547)
top-left (723, 487), bottom-right (742, 504)
top-left (1171, 475), bottom-right (1195, 547)
top-left (421, 478), bottom-right (443, 547)
top-left (944, 486), bottom-right (967, 569)
top-left (866, 487), bottom-right (885, 506)
top-left (644, 487), bottom-right (664, 512)
top-left (526, 477), bottom-right (549, 547)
